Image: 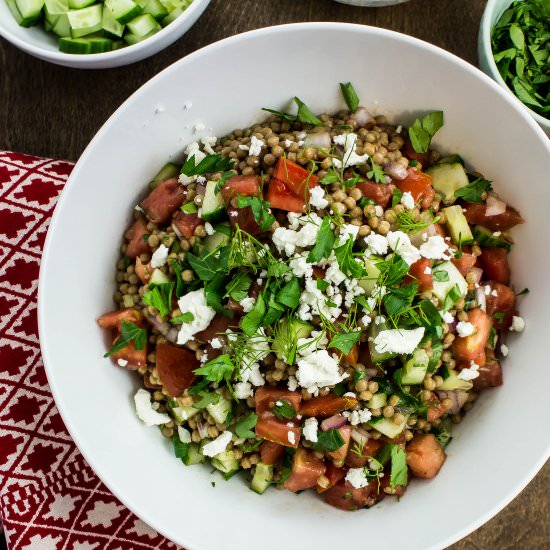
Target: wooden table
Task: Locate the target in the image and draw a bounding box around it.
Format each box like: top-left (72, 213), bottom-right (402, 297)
top-left (0, 0), bottom-right (548, 548)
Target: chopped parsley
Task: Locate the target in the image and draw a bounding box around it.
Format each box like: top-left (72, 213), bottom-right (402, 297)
top-left (408, 111), bottom-right (444, 153)
top-left (104, 321), bottom-right (147, 357)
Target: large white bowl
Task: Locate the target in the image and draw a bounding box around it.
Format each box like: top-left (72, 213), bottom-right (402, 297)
top-left (39, 23), bottom-right (550, 550)
top-left (0, 0), bottom-right (210, 69)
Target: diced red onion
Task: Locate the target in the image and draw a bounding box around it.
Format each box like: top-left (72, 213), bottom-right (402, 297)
top-left (321, 415), bottom-right (347, 431)
top-left (351, 427), bottom-right (369, 445)
top-left (196, 182), bottom-right (206, 196)
top-left (409, 223), bottom-right (438, 247)
top-left (469, 267), bottom-right (483, 285)
top-left (384, 161), bottom-right (408, 181)
top-left (305, 132), bottom-right (331, 150)
top-left (144, 311), bottom-right (179, 343)
top-left (350, 107), bottom-right (372, 127)
top-left (475, 287), bottom-right (487, 312)
top-left (197, 421), bottom-right (209, 439)
top-left (485, 194), bottom-right (506, 216)
top-left (436, 391), bottom-right (468, 415)
top-left (364, 368), bottom-right (379, 377)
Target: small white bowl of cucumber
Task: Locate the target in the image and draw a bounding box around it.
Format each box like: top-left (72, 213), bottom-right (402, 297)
top-left (0, 0), bottom-right (210, 68)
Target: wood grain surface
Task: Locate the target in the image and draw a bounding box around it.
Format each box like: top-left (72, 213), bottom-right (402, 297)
top-left (0, 0), bottom-right (548, 548)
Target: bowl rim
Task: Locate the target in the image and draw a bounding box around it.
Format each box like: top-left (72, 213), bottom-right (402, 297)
top-left (0, 0), bottom-right (209, 65)
top-left (480, 0), bottom-right (550, 128)
top-left (38, 21), bottom-right (550, 549)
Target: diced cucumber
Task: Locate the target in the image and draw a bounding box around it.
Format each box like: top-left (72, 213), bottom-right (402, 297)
top-left (401, 349), bottom-right (429, 385)
top-left (368, 321), bottom-right (397, 364)
top-left (183, 443), bottom-right (205, 465)
top-left (149, 162), bottom-right (180, 189)
top-left (44, 17), bottom-right (54, 29)
top-left (45, 0), bottom-right (68, 15)
top-left (203, 231), bottom-right (230, 252)
top-left (201, 181), bottom-right (226, 223)
top-left (67, 4), bottom-right (103, 38)
top-left (439, 369), bottom-right (473, 391)
top-left (367, 392), bottom-right (387, 410)
top-left (68, 0), bottom-right (94, 9)
top-left (273, 318), bottom-right (313, 361)
top-left (426, 163), bottom-right (469, 204)
top-left (473, 225), bottom-right (511, 251)
top-left (357, 256), bottom-right (382, 294)
top-left (211, 450), bottom-right (239, 475)
top-left (443, 205), bottom-right (474, 245)
top-left (172, 405), bottom-right (199, 424)
top-left (436, 154), bottom-right (464, 166)
top-left (137, 0), bottom-right (167, 20)
top-left (126, 12), bottom-right (160, 36)
top-left (51, 12), bottom-right (70, 35)
top-left (160, 4), bottom-right (186, 25)
top-left (105, 0), bottom-right (142, 24)
top-left (251, 462), bottom-right (273, 494)
top-left (149, 268), bottom-right (169, 285)
top-left (206, 393), bottom-right (232, 425)
top-left (8, 0), bottom-right (45, 26)
top-left (101, 6), bottom-right (125, 37)
top-left (369, 415), bottom-right (408, 439)
top-left (159, 0), bottom-right (190, 9)
top-left (88, 37), bottom-right (114, 52)
top-left (59, 36), bottom-right (92, 53)
top-left (431, 261), bottom-right (468, 304)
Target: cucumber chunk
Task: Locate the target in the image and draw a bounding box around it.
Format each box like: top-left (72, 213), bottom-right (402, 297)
top-left (426, 163), bottom-right (469, 204)
top-left (369, 415), bottom-right (408, 439)
top-left (149, 162), bottom-right (180, 189)
top-left (272, 318), bottom-right (313, 361)
top-left (443, 205), bottom-right (474, 245)
top-left (67, 4), bottom-right (103, 38)
top-left (101, 6), bottom-right (125, 37)
top-left (251, 462), bottom-right (273, 494)
top-left (105, 0), bottom-right (142, 24)
top-left (357, 256), bottom-right (382, 294)
top-left (368, 320), bottom-right (397, 364)
top-left (439, 369), bottom-right (473, 391)
top-left (211, 451), bottom-right (239, 475)
top-left (201, 181), bottom-right (226, 222)
top-left (172, 405), bottom-right (199, 424)
top-left (431, 261), bottom-right (468, 304)
top-left (401, 349), bottom-right (429, 385)
top-left (473, 225), bottom-right (511, 251)
top-left (45, 0), bottom-right (68, 15)
top-left (137, 0), bottom-right (167, 20)
top-left (183, 443), bottom-right (205, 465)
top-left (59, 36), bottom-right (92, 53)
top-left (149, 268), bottom-right (170, 285)
top-left (206, 393), bottom-right (232, 425)
top-left (203, 231), bottom-right (231, 252)
top-left (126, 12), bottom-right (160, 36)
top-left (7, 0), bottom-right (45, 27)
top-left (367, 392), bottom-right (387, 410)
top-left (68, 0), bottom-right (95, 9)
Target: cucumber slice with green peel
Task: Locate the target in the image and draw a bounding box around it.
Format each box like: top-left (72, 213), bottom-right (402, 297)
top-left (161, 5), bottom-right (186, 25)
top-left (67, 4), bottom-right (103, 38)
top-left (149, 268), bottom-right (169, 285)
top-left (206, 394), bottom-right (232, 425)
top-left (357, 255), bottom-right (382, 294)
top-left (159, 0), bottom-right (189, 11)
top-left (368, 320), bottom-right (397, 364)
top-left (251, 463), bottom-right (273, 494)
top-left (367, 392), bottom-right (387, 410)
top-left (473, 225), bottom-right (511, 251)
top-left (7, 0), bottom-right (45, 27)
top-left (105, 0), bottom-right (142, 24)
top-left (203, 231), bottom-right (230, 252)
top-left (436, 154), bottom-right (465, 166)
top-left (88, 37), bottom-right (114, 52)
top-left (101, 5), bottom-right (125, 36)
top-left (137, 0), bottom-right (167, 20)
top-left (369, 415), bottom-right (408, 439)
top-left (401, 348), bottom-right (429, 385)
top-left (273, 318), bottom-right (313, 361)
top-left (201, 181), bottom-right (226, 222)
top-left (431, 261), bottom-right (468, 304)
top-left (211, 451), bottom-right (239, 475)
top-left (443, 205), bottom-right (474, 245)
top-left (150, 162), bottom-right (180, 189)
top-left (51, 12), bottom-right (70, 35)
top-left (439, 369), bottom-right (473, 391)
top-left (59, 36), bottom-right (92, 53)
top-left (183, 443), bottom-right (205, 466)
top-left (172, 405), bottom-right (199, 424)
top-left (426, 163), bottom-right (469, 204)
top-left (45, 0), bottom-right (68, 15)
top-left (126, 12), bottom-right (160, 36)
top-left (44, 17), bottom-right (54, 30)
top-left (68, 0), bottom-right (95, 9)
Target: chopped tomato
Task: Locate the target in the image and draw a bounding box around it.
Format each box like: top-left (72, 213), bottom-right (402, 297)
top-left (172, 211), bottom-right (201, 240)
top-left (345, 437), bottom-right (384, 468)
top-left (227, 205), bottom-right (262, 234)
top-left (406, 434), bottom-right (446, 479)
top-left (324, 478), bottom-right (379, 511)
top-left (396, 168), bottom-right (434, 209)
top-left (135, 257), bottom-right (152, 285)
top-left (155, 342), bottom-right (199, 397)
top-left (328, 425), bottom-right (352, 463)
top-left (341, 343), bottom-right (359, 366)
top-left (300, 394), bottom-right (358, 418)
top-left (463, 203), bottom-right (524, 231)
top-left (260, 441), bottom-right (285, 466)
top-left (97, 308), bottom-right (143, 331)
top-left (451, 251), bottom-right (477, 276)
top-left (266, 178), bottom-right (305, 213)
top-left (479, 248), bottom-right (511, 285)
top-left (194, 314), bottom-right (232, 343)
top-left (284, 448), bottom-right (325, 493)
top-left (221, 175), bottom-right (260, 203)
top-left (255, 387), bottom-right (302, 415)
top-left (406, 258), bottom-right (433, 291)
top-left (141, 177), bottom-right (186, 223)
top-left (473, 352), bottom-right (503, 391)
top-left (356, 181), bottom-right (394, 208)
top-left (255, 414), bottom-right (301, 448)
top-left (272, 157), bottom-right (318, 198)
top-left (403, 138), bottom-right (432, 167)
top-left (452, 308), bottom-right (492, 367)
top-left (379, 469), bottom-right (407, 497)
top-left (485, 282), bottom-right (517, 330)
top-left (312, 266), bottom-right (326, 280)
top-left (111, 340), bottom-right (146, 369)
top-left (124, 218), bottom-right (150, 259)
top-left (317, 463), bottom-right (346, 493)
top-left (427, 400), bottom-right (446, 423)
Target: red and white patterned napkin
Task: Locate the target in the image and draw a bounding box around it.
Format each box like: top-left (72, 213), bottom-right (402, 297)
top-left (0, 151), bottom-right (180, 549)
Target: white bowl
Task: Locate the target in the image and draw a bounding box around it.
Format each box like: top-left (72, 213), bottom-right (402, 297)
top-left (478, 0), bottom-right (550, 135)
top-left (0, 0), bottom-right (210, 69)
top-left (39, 23), bottom-right (550, 550)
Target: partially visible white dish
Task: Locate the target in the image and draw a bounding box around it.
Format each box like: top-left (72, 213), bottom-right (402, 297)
top-left (39, 23), bottom-right (550, 550)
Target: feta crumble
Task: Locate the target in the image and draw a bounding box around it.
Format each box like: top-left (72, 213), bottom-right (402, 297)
top-left (204, 222), bottom-right (215, 236)
top-left (240, 296), bottom-right (256, 313)
top-left (419, 236), bottom-right (450, 260)
top-left (424, 266), bottom-right (432, 275)
top-left (134, 389), bottom-right (170, 427)
top-left (373, 327), bottom-right (425, 355)
top-left (201, 136), bottom-right (217, 155)
top-left (117, 358), bottom-right (128, 367)
top-left (184, 141), bottom-right (206, 165)
top-left (332, 133), bottom-right (370, 168)
top-left (234, 382), bottom-right (253, 399)
top-left (510, 316), bottom-right (525, 332)
top-left (287, 375), bottom-right (298, 391)
top-left (345, 467), bottom-right (370, 489)
top-left (296, 350), bottom-right (348, 394)
top-left (271, 213), bottom-right (322, 256)
top-left (349, 409), bottom-right (372, 426)
top-left (303, 417), bottom-right (319, 443)
top-left (248, 136), bottom-right (264, 156)
top-left (202, 431), bottom-right (233, 457)
top-left (365, 233), bottom-right (389, 256)
top-left (210, 337), bottom-right (222, 349)
top-left (309, 186), bottom-right (329, 209)
top-left (287, 431), bottom-right (296, 445)
top-left (440, 310), bottom-right (454, 324)
top-left (456, 321), bottom-right (475, 338)
top-left (457, 361), bottom-right (480, 381)
top-left (338, 224), bottom-right (360, 246)
top-left (150, 244), bottom-right (169, 268)
top-left (176, 289), bottom-right (216, 345)
top-left (500, 344), bottom-right (509, 357)
top-left (386, 230), bottom-right (421, 265)
top-left (400, 191), bottom-right (415, 210)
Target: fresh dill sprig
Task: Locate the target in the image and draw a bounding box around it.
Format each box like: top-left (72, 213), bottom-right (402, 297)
top-left (396, 211), bottom-right (440, 234)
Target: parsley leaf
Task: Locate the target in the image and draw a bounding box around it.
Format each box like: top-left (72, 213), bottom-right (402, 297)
top-left (181, 153), bottom-right (235, 177)
top-left (193, 391), bottom-right (220, 409)
top-left (307, 217), bottom-right (335, 263)
top-left (142, 282), bottom-right (174, 317)
top-left (367, 160), bottom-right (387, 184)
top-left (340, 81), bottom-right (360, 112)
top-left (170, 312), bottom-right (194, 324)
top-left (237, 194), bottom-right (275, 232)
top-left (194, 354), bottom-right (235, 383)
top-left (383, 283), bottom-right (418, 317)
top-left (241, 294), bottom-right (266, 336)
top-left (408, 111), bottom-right (444, 153)
top-left (272, 400), bottom-right (297, 420)
top-left (316, 279), bottom-right (329, 291)
top-left (267, 261), bottom-right (292, 278)
top-left (169, 258), bottom-right (185, 298)
top-left (181, 202), bottom-right (198, 214)
top-left (454, 177), bottom-right (493, 203)
top-left (319, 171), bottom-right (340, 185)
top-left (186, 251), bottom-right (220, 281)
top-left (235, 413), bottom-right (258, 439)
top-left (334, 236), bottom-right (366, 278)
top-left (328, 330), bottom-right (361, 355)
top-left (214, 171), bottom-right (235, 194)
top-left (443, 284), bottom-right (462, 311)
top-left (225, 272), bottom-right (253, 302)
top-left (390, 445), bottom-right (408, 488)
top-left (262, 97), bottom-right (323, 126)
top-left (172, 435), bottom-right (190, 461)
top-left (315, 429), bottom-right (345, 452)
top-left (276, 278), bottom-right (301, 309)
top-left (105, 321), bottom-right (147, 357)
top-left (377, 254), bottom-right (410, 287)
top-left (392, 188), bottom-right (403, 207)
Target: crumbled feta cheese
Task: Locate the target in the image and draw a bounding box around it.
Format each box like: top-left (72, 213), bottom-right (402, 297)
top-left (134, 389), bottom-right (170, 427)
top-left (297, 330), bottom-right (330, 356)
top-left (297, 277), bottom-right (341, 323)
top-left (338, 224), bottom-right (360, 246)
top-left (349, 409), bottom-right (372, 426)
top-left (117, 358), bottom-right (128, 367)
top-left (303, 417), bottom-right (318, 443)
top-left (210, 337), bottom-right (222, 349)
top-left (176, 289), bottom-right (216, 345)
top-left (424, 266), bottom-right (432, 275)
top-left (440, 310), bottom-right (454, 324)
top-left (456, 321), bottom-right (475, 338)
top-left (238, 144), bottom-right (249, 151)
top-left (184, 141), bottom-right (206, 165)
top-left (150, 244), bottom-right (169, 268)
top-left (284, 139), bottom-right (293, 148)
top-left (373, 327), bottom-right (425, 355)
top-left (345, 467), bottom-right (370, 489)
top-left (199, 351), bottom-right (209, 364)
top-left (490, 289), bottom-right (498, 297)
top-left (493, 231), bottom-right (502, 237)
top-left (500, 344), bottom-right (509, 357)
top-left (484, 285), bottom-right (492, 296)
top-left (234, 382), bottom-right (253, 399)
top-left (248, 136), bottom-right (264, 156)
top-left (361, 314), bottom-right (372, 327)
top-left (230, 210), bottom-right (238, 217)
top-left (271, 213), bottom-right (323, 256)
top-left (193, 122), bottom-right (206, 133)
top-left (287, 375), bottom-right (298, 391)
top-left (177, 426), bottom-right (192, 444)
top-left (458, 361), bottom-right (480, 381)
top-left (287, 431), bottom-right (296, 445)
top-left (400, 191), bottom-right (415, 210)
top-left (204, 222), bottom-right (215, 236)
top-left (374, 315), bottom-right (386, 325)
top-left (344, 277), bottom-right (365, 308)
top-left (332, 133), bottom-right (370, 168)
top-left (240, 296), bottom-right (256, 313)
top-left (365, 233), bottom-right (389, 256)
top-left (374, 205), bottom-right (384, 217)
top-left (296, 350), bottom-right (348, 394)
top-left (309, 186), bottom-right (329, 209)
top-left (419, 236), bottom-right (450, 260)
top-left (387, 231), bottom-right (421, 265)
top-left (202, 431), bottom-right (233, 457)
top-left (290, 254), bottom-right (313, 278)
top-left (201, 136), bottom-right (217, 155)
top-left (510, 316), bottom-right (525, 332)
